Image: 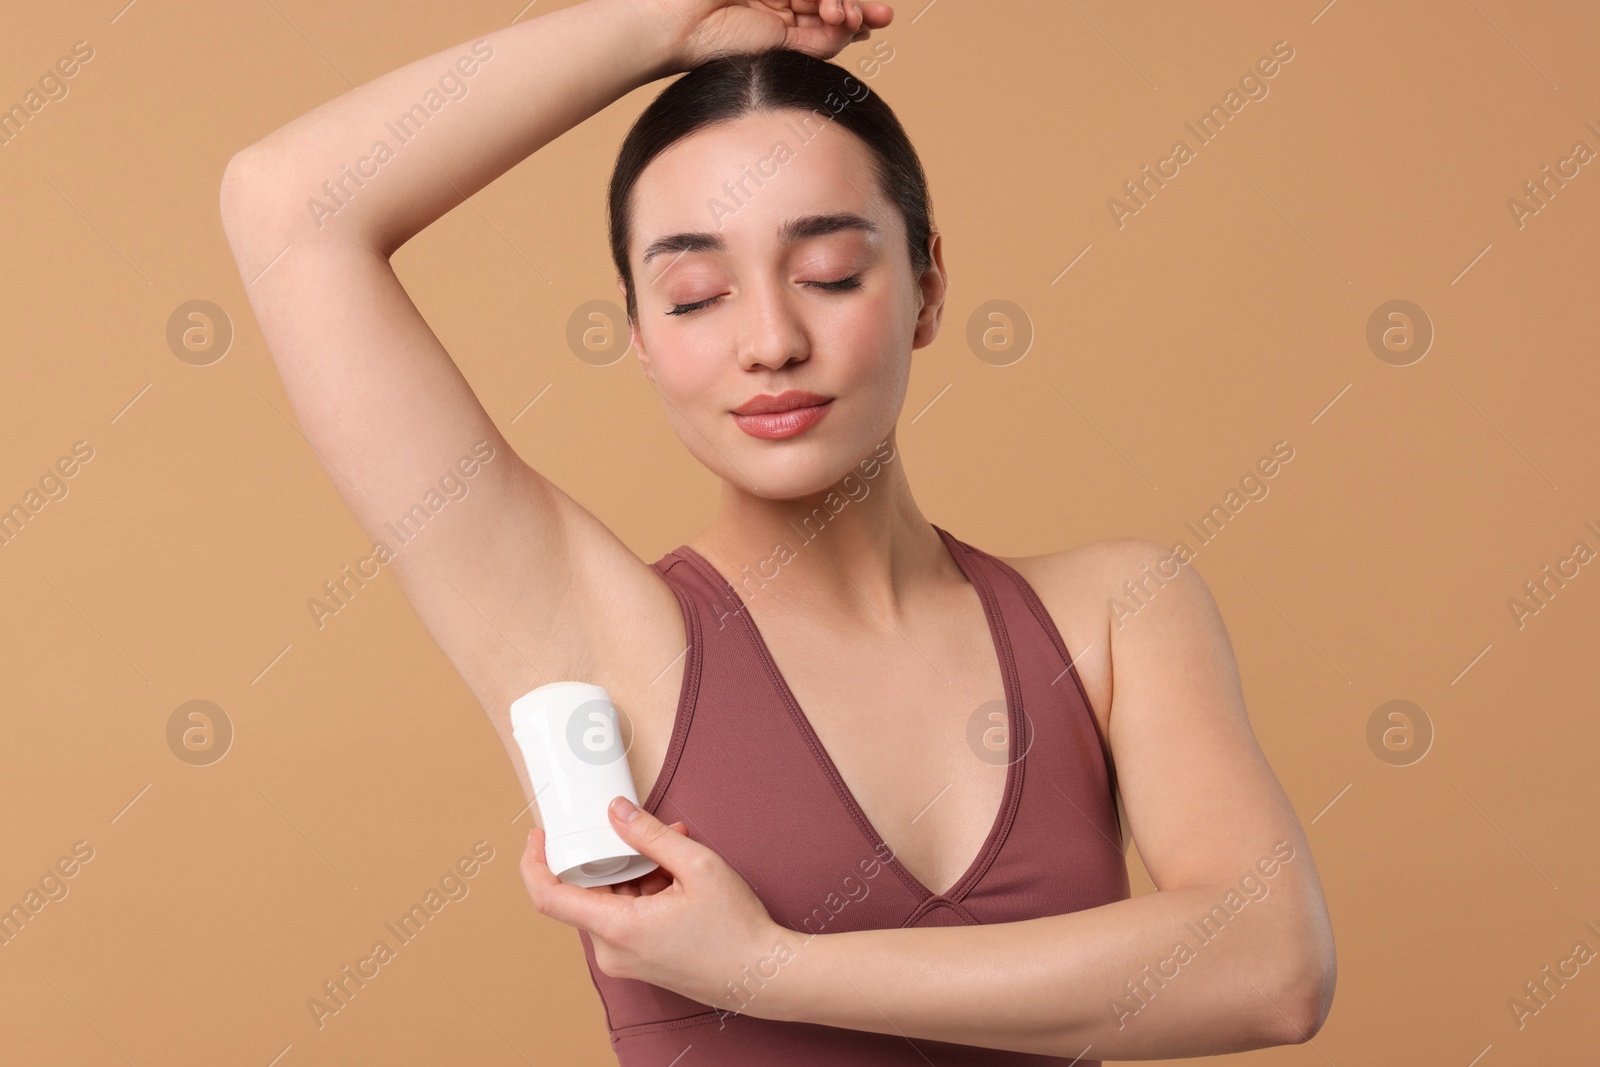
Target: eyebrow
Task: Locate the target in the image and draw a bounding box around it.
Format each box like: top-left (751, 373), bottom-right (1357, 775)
top-left (640, 212), bottom-right (880, 268)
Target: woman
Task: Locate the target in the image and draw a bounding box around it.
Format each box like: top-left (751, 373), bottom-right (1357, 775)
top-left (220, 0), bottom-right (1335, 1061)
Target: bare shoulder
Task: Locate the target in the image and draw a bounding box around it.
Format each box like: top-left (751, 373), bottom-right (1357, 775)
top-left (999, 536), bottom-right (1188, 738)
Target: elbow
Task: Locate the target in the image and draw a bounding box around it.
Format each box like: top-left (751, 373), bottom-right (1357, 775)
top-left (220, 146), bottom-right (270, 227)
top-left (220, 144), bottom-right (326, 264)
top-left (1264, 944), bottom-right (1336, 1045)
top-left (219, 146), bottom-right (286, 261)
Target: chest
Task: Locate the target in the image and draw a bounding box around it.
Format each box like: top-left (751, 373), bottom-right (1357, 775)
top-left (626, 582), bottom-right (1029, 900)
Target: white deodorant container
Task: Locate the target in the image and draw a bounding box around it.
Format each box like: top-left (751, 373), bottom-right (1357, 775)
top-left (509, 681), bottom-right (659, 888)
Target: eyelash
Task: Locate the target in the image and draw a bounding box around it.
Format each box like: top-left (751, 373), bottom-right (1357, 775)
top-left (664, 276), bottom-right (863, 317)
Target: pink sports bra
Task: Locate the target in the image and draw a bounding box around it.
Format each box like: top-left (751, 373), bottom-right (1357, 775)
top-left (577, 523), bottom-right (1129, 1065)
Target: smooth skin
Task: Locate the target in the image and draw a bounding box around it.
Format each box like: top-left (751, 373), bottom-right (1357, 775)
top-left (219, 0), bottom-right (1335, 1058)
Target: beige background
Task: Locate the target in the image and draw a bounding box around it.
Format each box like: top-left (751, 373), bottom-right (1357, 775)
top-left (2, 0), bottom-right (1597, 1063)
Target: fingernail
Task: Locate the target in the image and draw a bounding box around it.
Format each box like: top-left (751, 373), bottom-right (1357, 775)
top-left (611, 796), bottom-right (641, 823)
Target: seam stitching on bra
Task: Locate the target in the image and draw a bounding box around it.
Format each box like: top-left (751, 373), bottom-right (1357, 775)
top-left (609, 1007), bottom-right (723, 1039)
top-left (903, 895), bottom-right (980, 927)
top-left (643, 553), bottom-right (703, 815)
top-left (672, 543), bottom-right (937, 902)
top-left (940, 530), bottom-right (1027, 903)
top-left (671, 534), bottom-right (1029, 904)
top-left (987, 552), bottom-right (1123, 845)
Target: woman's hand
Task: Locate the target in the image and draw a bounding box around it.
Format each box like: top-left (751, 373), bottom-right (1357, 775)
top-left (645, 0), bottom-right (895, 72)
top-left (521, 796), bottom-right (790, 1011)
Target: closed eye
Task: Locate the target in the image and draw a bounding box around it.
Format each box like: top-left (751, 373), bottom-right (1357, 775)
top-left (664, 275), bottom-right (863, 317)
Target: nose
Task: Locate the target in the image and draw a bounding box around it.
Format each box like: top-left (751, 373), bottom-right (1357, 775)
top-left (734, 278), bottom-right (809, 373)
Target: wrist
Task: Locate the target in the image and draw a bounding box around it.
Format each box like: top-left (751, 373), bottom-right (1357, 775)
top-left (728, 923), bottom-right (828, 1025)
top-left (610, 0), bottom-right (694, 81)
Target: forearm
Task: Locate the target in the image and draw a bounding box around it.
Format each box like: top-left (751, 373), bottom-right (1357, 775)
top-left (739, 885), bottom-right (1321, 1059)
top-left (227, 0), bottom-right (681, 255)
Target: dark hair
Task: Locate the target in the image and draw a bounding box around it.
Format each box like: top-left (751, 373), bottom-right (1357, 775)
top-left (607, 48), bottom-right (935, 324)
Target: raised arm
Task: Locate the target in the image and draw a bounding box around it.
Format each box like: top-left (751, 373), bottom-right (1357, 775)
top-left (216, 0), bottom-right (691, 802)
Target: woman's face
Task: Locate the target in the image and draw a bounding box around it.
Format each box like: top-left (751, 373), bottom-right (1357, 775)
top-left (621, 109), bottom-right (945, 501)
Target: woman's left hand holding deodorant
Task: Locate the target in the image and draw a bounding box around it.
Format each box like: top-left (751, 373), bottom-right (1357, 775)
top-left (520, 796), bottom-right (784, 1011)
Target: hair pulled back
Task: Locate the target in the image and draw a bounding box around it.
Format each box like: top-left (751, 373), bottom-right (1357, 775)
top-left (607, 48), bottom-right (934, 324)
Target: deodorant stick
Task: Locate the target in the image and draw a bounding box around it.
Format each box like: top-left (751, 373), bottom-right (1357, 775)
top-left (510, 681), bottom-right (659, 888)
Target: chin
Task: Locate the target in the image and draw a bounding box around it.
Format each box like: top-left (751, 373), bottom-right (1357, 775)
top-left (736, 450), bottom-right (855, 501)
top-left (700, 433), bottom-right (871, 502)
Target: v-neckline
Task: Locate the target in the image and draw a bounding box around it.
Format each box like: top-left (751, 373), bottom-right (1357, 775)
top-left (673, 522), bottom-right (1025, 902)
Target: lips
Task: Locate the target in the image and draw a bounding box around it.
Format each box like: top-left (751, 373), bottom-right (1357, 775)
top-left (731, 389), bottom-right (833, 416)
top-left (730, 391), bottom-right (833, 440)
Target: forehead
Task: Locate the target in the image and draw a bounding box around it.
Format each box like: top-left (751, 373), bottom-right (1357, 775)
top-left (630, 110), bottom-right (890, 265)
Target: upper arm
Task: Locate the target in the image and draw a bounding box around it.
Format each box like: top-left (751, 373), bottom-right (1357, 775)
top-left (217, 149), bottom-right (672, 719)
top-left (1093, 538), bottom-right (1335, 1024)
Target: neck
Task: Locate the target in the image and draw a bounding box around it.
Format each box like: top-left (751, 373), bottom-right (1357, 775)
top-left (688, 433), bottom-right (951, 624)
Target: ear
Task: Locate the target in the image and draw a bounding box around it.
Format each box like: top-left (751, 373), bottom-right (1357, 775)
top-left (911, 232), bottom-right (947, 351)
top-left (617, 275), bottom-right (654, 383)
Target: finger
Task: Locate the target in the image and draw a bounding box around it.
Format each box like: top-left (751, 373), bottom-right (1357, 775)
top-left (520, 825), bottom-right (628, 932)
top-left (539, 819), bottom-right (684, 899)
top-left (632, 821), bottom-right (687, 894)
top-left (861, 1), bottom-right (893, 28)
top-left (610, 827), bottom-right (679, 898)
top-left (638, 821), bottom-right (688, 894)
top-left (608, 796), bottom-right (708, 875)
top-left (794, 1), bottom-right (875, 52)
top-left (635, 867), bottom-right (676, 895)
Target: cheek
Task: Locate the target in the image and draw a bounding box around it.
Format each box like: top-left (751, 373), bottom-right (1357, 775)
top-left (833, 294), bottom-right (909, 381)
top-left (648, 338), bottom-right (720, 405)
